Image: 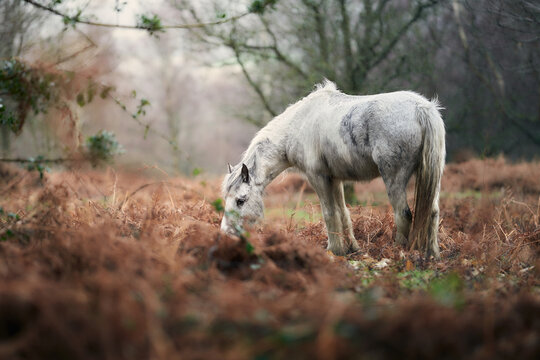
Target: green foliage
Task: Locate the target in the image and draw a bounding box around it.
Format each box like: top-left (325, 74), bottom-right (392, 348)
top-left (136, 14), bottom-right (164, 36)
top-left (0, 57), bottom-right (143, 170)
top-left (0, 207), bottom-right (20, 222)
top-left (134, 98), bottom-right (150, 118)
top-left (397, 269), bottom-right (436, 290)
top-left (0, 229), bottom-right (14, 242)
top-left (75, 80), bottom-right (102, 107)
top-left (0, 101), bottom-right (15, 131)
top-left (429, 273), bottom-right (465, 309)
top-left (245, 240), bottom-right (255, 254)
top-left (100, 86), bottom-right (113, 99)
top-left (0, 59), bottom-right (60, 134)
top-left (0, 60), bottom-right (104, 136)
top-left (85, 131), bottom-right (124, 166)
top-left (212, 198), bottom-right (224, 212)
top-left (192, 168), bottom-right (202, 176)
top-left (76, 92), bottom-right (86, 107)
top-left (248, 0), bottom-right (279, 14)
top-left (211, 198), bottom-right (252, 246)
top-left (62, 9), bottom-right (83, 29)
top-left (26, 156), bottom-right (50, 179)
top-left (0, 207), bottom-right (19, 242)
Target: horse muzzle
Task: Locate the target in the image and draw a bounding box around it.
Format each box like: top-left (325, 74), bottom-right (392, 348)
top-left (220, 216), bottom-right (236, 236)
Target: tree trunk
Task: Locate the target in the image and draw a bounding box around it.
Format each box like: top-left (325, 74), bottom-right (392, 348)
top-left (1, 126), bottom-right (10, 157)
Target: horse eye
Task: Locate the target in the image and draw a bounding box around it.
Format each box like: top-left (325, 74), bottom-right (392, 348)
top-left (236, 198), bottom-right (246, 207)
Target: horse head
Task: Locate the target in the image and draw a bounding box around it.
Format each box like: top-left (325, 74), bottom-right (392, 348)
top-left (220, 163), bottom-right (264, 235)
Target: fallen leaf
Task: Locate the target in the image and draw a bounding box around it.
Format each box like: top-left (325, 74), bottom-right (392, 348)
top-left (405, 260), bottom-right (414, 271)
top-left (374, 258), bottom-right (391, 270)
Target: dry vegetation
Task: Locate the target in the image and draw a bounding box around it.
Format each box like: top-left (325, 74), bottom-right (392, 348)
top-left (0, 157), bottom-right (539, 359)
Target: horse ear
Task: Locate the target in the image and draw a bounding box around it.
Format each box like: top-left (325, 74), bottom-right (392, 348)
top-left (241, 163), bottom-right (250, 184)
top-left (228, 163), bottom-right (233, 173)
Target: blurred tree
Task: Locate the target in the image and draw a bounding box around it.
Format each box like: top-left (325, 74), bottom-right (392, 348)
top-left (441, 0), bottom-right (540, 157)
top-left (179, 0), bottom-right (443, 201)
top-left (0, 0), bottom-right (41, 156)
top-left (180, 0), bottom-right (540, 161)
top-left (1, 0), bottom-right (277, 168)
top-left (179, 0), bottom-right (442, 118)
top-left (154, 37), bottom-right (189, 173)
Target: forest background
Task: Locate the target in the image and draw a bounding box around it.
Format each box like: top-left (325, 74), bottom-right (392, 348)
top-left (1, 0), bottom-right (538, 173)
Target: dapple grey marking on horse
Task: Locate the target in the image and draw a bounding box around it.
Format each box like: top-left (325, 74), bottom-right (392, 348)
top-left (221, 80), bottom-right (445, 258)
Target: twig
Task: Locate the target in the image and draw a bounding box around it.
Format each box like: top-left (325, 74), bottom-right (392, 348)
top-left (118, 181), bottom-right (174, 210)
top-left (22, 0), bottom-right (250, 31)
top-left (0, 173), bottom-right (28, 196)
top-left (0, 157), bottom-right (77, 163)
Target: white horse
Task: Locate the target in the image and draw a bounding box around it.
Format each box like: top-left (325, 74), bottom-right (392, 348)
top-left (221, 80), bottom-right (445, 258)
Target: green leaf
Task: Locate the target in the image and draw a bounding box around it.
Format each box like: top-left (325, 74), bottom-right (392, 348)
top-left (100, 86), bottom-right (113, 99)
top-left (7, 213), bottom-right (19, 221)
top-left (87, 85), bottom-right (95, 103)
top-left (212, 198), bottom-right (224, 212)
top-left (143, 125), bottom-right (149, 139)
top-left (245, 240), bottom-right (255, 254)
top-left (135, 98), bottom-right (151, 118)
top-left (429, 273), bottom-right (465, 309)
top-left (76, 92), bottom-right (85, 107)
top-left (85, 131), bottom-right (124, 167)
top-left (192, 168), bottom-right (202, 176)
top-left (248, 0), bottom-right (278, 14)
top-left (136, 14), bottom-right (165, 36)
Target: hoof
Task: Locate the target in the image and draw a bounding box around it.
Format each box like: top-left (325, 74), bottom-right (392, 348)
top-left (328, 237), bottom-right (360, 257)
top-left (395, 233), bottom-right (409, 248)
top-left (327, 245), bottom-right (359, 257)
top-left (426, 244), bottom-right (441, 260)
top-left (327, 244), bottom-right (348, 257)
top-left (348, 241), bottom-right (361, 254)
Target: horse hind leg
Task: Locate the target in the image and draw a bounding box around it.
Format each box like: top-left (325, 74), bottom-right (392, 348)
top-left (382, 175), bottom-right (412, 248)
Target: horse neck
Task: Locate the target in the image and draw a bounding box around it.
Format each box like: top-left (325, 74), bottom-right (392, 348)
top-left (242, 134), bottom-right (289, 190)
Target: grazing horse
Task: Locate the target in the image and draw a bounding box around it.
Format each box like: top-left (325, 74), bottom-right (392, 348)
top-left (221, 80), bottom-right (445, 258)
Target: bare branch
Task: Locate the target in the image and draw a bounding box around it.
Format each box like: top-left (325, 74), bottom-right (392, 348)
top-left (338, 0), bottom-right (354, 90)
top-left (22, 0), bottom-right (250, 31)
top-left (258, 16), bottom-right (309, 80)
top-left (232, 42), bottom-right (277, 117)
top-left (302, 0), bottom-right (333, 78)
top-left (0, 157), bottom-right (77, 163)
top-left (370, 0), bottom-right (439, 69)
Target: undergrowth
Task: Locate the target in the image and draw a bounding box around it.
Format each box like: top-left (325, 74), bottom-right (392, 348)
top-left (0, 158), bottom-right (539, 359)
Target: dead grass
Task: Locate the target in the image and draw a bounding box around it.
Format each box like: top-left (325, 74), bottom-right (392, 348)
top-left (0, 158), bottom-right (539, 359)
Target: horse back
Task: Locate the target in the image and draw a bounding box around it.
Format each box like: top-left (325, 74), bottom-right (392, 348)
top-left (283, 90), bottom-right (426, 181)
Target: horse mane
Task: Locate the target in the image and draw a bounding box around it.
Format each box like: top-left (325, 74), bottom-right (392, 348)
top-left (222, 79), bottom-right (339, 196)
top-left (313, 78), bottom-right (338, 93)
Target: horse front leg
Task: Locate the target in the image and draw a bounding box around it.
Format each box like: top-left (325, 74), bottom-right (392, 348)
top-left (308, 175), bottom-right (348, 256)
top-left (332, 181), bottom-right (360, 253)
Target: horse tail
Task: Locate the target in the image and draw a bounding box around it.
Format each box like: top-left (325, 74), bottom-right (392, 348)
top-left (410, 98), bottom-right (446, 259)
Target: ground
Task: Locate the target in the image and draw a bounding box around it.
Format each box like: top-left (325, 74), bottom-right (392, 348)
top-left (0, 157), bottom-right (539, 359)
